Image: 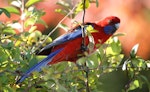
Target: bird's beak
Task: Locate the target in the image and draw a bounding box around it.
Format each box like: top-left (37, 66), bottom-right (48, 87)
top-left (115, 23), bottom-right (120, 30)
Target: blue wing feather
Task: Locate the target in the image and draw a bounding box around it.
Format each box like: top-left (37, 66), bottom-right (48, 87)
top-left (16, 48), bottom-right (63, 84)
top-left (39, 26), bottom-right (83, 53)
top-left (16, 23), bottom-right (93, 83)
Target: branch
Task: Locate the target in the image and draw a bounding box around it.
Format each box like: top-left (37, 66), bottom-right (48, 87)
top-left (20, 0), bottom-right (25, 32)
top-left (81, 0), bottom-right (90, 91)
top-left (84, 65), bottom-right (90, 92)
top-left (81, 0), bottom-right (87, 51)
top-left (32, 5), bottom-right (77, 53)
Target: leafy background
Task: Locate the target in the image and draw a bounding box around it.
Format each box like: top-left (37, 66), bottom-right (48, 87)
top-left (0, 0), bottom-right (150, 92)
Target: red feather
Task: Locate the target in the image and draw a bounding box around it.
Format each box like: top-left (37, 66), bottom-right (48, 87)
top-left (48, 16), bottom-right (120, 64)
top-left (16, 16), bottom-right (120, 84)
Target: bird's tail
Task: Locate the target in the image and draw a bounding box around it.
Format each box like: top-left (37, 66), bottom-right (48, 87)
top-left (16, 48), bottom-right (63, 84)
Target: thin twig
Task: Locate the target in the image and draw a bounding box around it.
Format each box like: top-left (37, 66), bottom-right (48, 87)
top-left (81, 0), bottom-right (90, 91)
top-left (32, 5), bottom-right (77, 53)
top-left (81, 0), bottom-right (87, 51)
top-left (84, 66), bottom-right (90, 92)
top-left (21, 0), bottom-right (25, 32)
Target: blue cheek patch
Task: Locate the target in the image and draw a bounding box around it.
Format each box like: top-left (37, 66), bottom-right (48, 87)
top-left (104, 25), bottom-right (116, 35)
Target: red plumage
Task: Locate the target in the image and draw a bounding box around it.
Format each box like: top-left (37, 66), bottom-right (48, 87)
top-left (16, 16), bottom-right (120, 84)
top-left (40, 16), bottom-right (120, 64)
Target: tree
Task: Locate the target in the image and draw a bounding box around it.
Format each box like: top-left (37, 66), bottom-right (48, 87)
top-left (0, 0), bottom-right (150, 92)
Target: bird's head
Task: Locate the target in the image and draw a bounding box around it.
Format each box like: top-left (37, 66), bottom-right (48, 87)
top-left (97, 16), bottom-right (120, 35)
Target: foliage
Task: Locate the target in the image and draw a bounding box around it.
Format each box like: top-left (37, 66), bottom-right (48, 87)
top-left (0, 0), bottom-right (150, 92)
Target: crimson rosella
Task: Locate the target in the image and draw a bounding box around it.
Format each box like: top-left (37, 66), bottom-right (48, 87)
top-left (16, 16), bottom-right (120, 84)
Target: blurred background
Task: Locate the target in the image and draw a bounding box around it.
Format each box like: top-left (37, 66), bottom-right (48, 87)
top-left (0, 0), bottom-right (150, 60)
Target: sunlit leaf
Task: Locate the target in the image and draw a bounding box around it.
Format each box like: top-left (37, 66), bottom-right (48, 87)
top-left (108, 37), bottom-right (121, 55)
top-left (131, 58), bottom-right (147, 70)
top-left (87, 35), bottom-right (95, 53)
top-left (86, 59), bottom-right (94, 68)
top-left (122, 59), bottom-right (130, 71)
top-left (7, 22), bottom-right (22, 30)
top-left (146, 60), bottom-right (150, 68)
top-left (4, 6), bottom-right (20, 15)
top-left (56, 0), bottom-right (70, 8)
top-left (87, 53), bottom-right (99, 69)
top-left (128, 80), bottom-right (140, 91)
top-left (112, 33), bottom-right (126, 37)
top-left (58, 23), bottom-right (69, 32)
top-left (0, 50), bottom-right (8, 62)
top-left (11, 0), bottom-right (22, 8)
top-left (3, 27), bottom-right (16, 35)
top-left (28, 26), bottom-right (37, 33)
top-left (24, 18), bottom-right (35, 27)
top-left (130, 44), bottom-right (139, 58)
top-left (110, 37), bottom-right (121, 54)
top-left (75, 0), bottom-right (90, 14)
top-left (55, 8), bottom-right (68, 15)
top-left (25, 0), bottom-right (42, 7)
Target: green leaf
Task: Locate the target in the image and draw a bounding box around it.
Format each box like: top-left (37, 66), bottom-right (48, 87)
top-left (58, 23), bottom-right (69, 32)
top-left (0, 51), bottom-right (8, 63)
top-left (130, 44), bottom-right (139, 58)
top-left (86, 59), bottom-right (94, 68)
top-left (4, 6), bottom-right (20, 15)
top-left (128, 80), bottom-right (140, 91)
top-left (75, 0), bottom-right (90, 14)
top-left (112, 33), bottom-right (126, 37)
top-left (0, 74), bottom-right (7, 84)
top-left (106, 37), bottom-right (121, 55)
top-left (139, 75), bottom-right (150, 90)
top-left (37, 19), bottom-right (48, 28)
top-left (25, 0), bottom-right (42, 7)
top-left (11, 0), bottom-right (22, 8)
top-left (3, 27), bottom-right (16, 35)
top-left (56, 0), bottom-right (69, 8)
top-left (24, 18), bottom-right (35, 27)
top-left (0, 8), bottom-right (10, 18)
top-left (97, 45), bottom-right (104, 58)
top-left (122, 59), bottom-right (129, 71)
top-left (131, 58), bottom-right (147, 70)
top-left (96, 0), bottom-right (99, 7)
top-left (77, 57), bottom-right (86, 66)
top-left (29, 57), bottom-right (38, 67)
top-left (58, 62), bottom-right (69, 72)
top-left (110, 37), bottom-right (121, 54)
top-left (36, 55), bottom-right (47, 61)
top-left (55, 8), bottom-right (68, 15)
top-left (146, 60), bottom-right (150, 68)
top-left (57, 83), bottom-right (68, 92)
top-left (2, 42), bottom-right (14, 50)
top-left (88, 54), bottom-right (99, 68)
top-left (28, 26), bottom-right (37, 33)
top-left (55, 0), bottom-right (71, 16)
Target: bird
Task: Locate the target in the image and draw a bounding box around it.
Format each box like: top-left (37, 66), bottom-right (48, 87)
top-left (16, 16), bottom-right (120, 84)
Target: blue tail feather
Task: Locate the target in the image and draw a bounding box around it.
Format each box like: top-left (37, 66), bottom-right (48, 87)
top-left (16, 48), bottom-right (63, 84)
